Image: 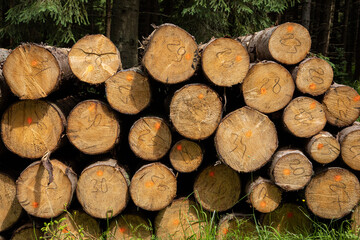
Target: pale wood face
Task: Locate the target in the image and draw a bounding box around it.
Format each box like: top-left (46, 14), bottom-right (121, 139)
top-left (11, 227), bottom-right (42, 240)
top-left (202, 38), bottom-right (250, 86)
top-left (1, 100), bottom-right (64, 159)
top-left (217, 216), bottom-right (257, 240)
top-left (269, 22), bottom-right (311, 65)
top-left (143, 24), bottom-right (198, 84)
top-left (109, 214), bottom-right (152, 240)
top-left (3, 44), bottom-right (60, 99)
top-left (341, 130), bottom-right (360, 170)
top-left (69, 34), bottom-right (121, 84)
top-left (250, 181), bottom-right (282, 213)
top-left (309, 135), bottom-right (340, 164)
top-left (0, 174), bottom-right (22, 232)
top-left (106, 70), bottom-right (151, 114)
top-left (169, 139), bottom-right (203, 173)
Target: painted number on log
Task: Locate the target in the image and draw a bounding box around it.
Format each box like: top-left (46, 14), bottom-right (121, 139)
top-left (92, 178), bottom-right (108, 193)
top-left (280, 34), bottom-right (301, 53)
top-left (309, 68), bottom-right (324, 84)
top-left (167, 40), bottom-right (186, 62)
top-left (289, 159), bottom-right (305, 176)
top-left (329, 182), bottom-right (349, 211)
top-left (260, 77), bottom-right (282, 94)
top-left (216, 48), bottom-right (234, 68)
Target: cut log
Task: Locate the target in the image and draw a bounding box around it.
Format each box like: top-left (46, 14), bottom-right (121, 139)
top-left (283, 97), bottom-right (326, 138)
top-left (322, 84), bottom-right (360, 127)
top-left (66, 99), bottom-right (120, 155)
top-left (108, 214), bottom-right (152, 240)
top-left (1, 100), bottom-right (65, 159)
top-left (3, 44), bottom-right (72, 99)
top-left (292, 57), bottom-right (333, 96)
top-left (76, 159), bottom-right (130, 219)
top-left (262, 203), bottom-right (312, 234)
top-left (193, 163), bottom-right (241, 212)
top-left (54, 210), bottom-right (101, 239)
top-left (170, 84), bottom-right (222, 140)
top-left (306, 131), bottom-right (340, 164)
top-left (351, 203), bottom-right (360, 234)
top-left (242, 61), bottom-right (294, 114)
top-left (10, 224), bottom-right (42, 240)
top-left (68, 34), bottom-right (121, 84)
top-left (239, 22), bottom-right (311, 65)
top-left (142, 23), bottom-right (199, 84)
top-left (0, 48), bottom-right (11, 63)
top-left (216, 213), bottom-right (257, 240)
top-left (105, 68), bottom-right (151, 114)
top-left (215, 106), bottom-right (278, 172)
top-left (169, 139), bottom-right (203, 173)
top-left (201, 37), bottom-right (250, 87)
top-left (270, 149), bottom-right (313, 191)
top-left (247, 177), bottom-right (282, 213)
top-left (130, 163), bottom-right (177, 211)
top-left (305, 167), bottom-right (360, 219)
top-left (155, 198), bottom-right (207, 239)
top-left (337, 124), bottom-right (360, 171)
top-left (0, 173), bottom-right (22, 232)
top-left (128, 117), bottom-right (172, 161)
top-left (16, 159), bottom-right (77, 218)
top-left (0, 48), bottom-right (11, 110)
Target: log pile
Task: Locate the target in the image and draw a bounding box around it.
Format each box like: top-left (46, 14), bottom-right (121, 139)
top-left (1, 22), bottom-right (360, 239)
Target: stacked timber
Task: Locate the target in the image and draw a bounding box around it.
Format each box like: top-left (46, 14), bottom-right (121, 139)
top-left (1, 22), bottom-right (360, 239)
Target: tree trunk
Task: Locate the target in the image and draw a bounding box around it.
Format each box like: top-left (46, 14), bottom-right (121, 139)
top-left (306, 131), bottom-right (340, 164)
top-left (317, 0), bottom-right (335, 56)
top-left (354, 0), bottom-right (360, 81)
top-left (301, 0), bottom-right (311, 30)
top-left (169, 139), bottom-right (203, 173)
top-left (242, 61), bottom-right (295, 114)
top-left (215, 107), bottom-right (278, 173)
top-left (108, 214), bottom-right (152, 240)
top-left (106, 0), bottom-right (112, 38)
top-left (129, 163), bottom-right (177, 211)
top-left (111, 0), bottom-right (139, 68)
top-left (337, 124), bottom-right (360, 171)
top-left (305, 167), bottom-right (360, 219)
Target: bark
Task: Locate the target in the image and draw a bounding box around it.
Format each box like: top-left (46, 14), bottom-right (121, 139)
top-left (301, 0), bottom-right (312, 30)
top-left (317, 0), bottom-right (335, 55)
top-left (354, 0), bottom-right (360, 81)
top-left (106, 0), bottom-right (112, 38)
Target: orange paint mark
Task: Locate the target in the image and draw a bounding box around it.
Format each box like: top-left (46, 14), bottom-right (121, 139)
top-left (245, 130), bottom-right (252, 138)
top-left (283, 169), bottom-right (291, 176)
top-left (27, 117), bottom-right (33, 125)
top-left (287, 212), bottom-right (294, 218)
top-left (260, 200), bottom-right (267, 208)
top-left (126, 74), bottom-right (134, 82)
top-left (185, 53), bottom-right (192, 60)
top-left (173, 219), bottom-right (180, 226)
top-left (87, 65), bottom-right (94, 72)
top-left (177, 144), bottom-right (182, 151)
top-left (30, 60), bottom-right (38, 67)
top-left (236, 55), bottom-right (242, 62)
top-left (317, 143), bottom-right (324, 150)
top-left (96, 170), bottom-right (103, 176)
top-left (353, 95), bottom-right (360, 102)
top-left (145, 181), bottom-right (154, 188)
top-left (209, 171), bottom-right (215, 177)
top-left (119, 227), bottom-right (126, 233)
top-left (155, 122), bottom-right (161, 130)
top-left (309, 83), bottom-right (317, 90)
top-left (62, 228), bottom-right (69, 233)
top-left (222, 228), bottom-right (229, 235)
top-left (198, 93), bottom-right (204, 99)
top-left (88, 103), bottom-right (96, 112)
top-left (334, 175), bottom-right (342, 182)
top-left (32, 202), bottom-right (39, 208)
top-left (287, 25), bottom-right (294, 32)
top-left (310, 101), bottom-right (316, 110)
top-left (261, 88), bottom-right (267, 95)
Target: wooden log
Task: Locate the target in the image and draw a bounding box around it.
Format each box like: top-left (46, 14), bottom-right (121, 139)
top-left (216, 213), bottom-right (257, 240)
top-left (105, 68), bottom-right (151, 115)
top-left (270, 149), bottom-right (313, 191)
top-left (0, 49), bottom-right (12, 110)
top-left (337, 124), bottom-right (360, 171)
top-left (193, 163), bottom-right (241, 212)
top-left (305, 167), bottom-right (360, 219)
top-left (242, 61), bottom-right (294, 114)
top-left (0, 48), bottom-right (11, 63)
top-left (322, 84), bottom-right (360, 127)
top-left (283, 97), bottom-right (326, 138)
top-left (155, 198), bottom-right (207, 239)
top-left (53, 210), bottom-right (101, 239)
top-left (142, 23), bottom-right (199, 84)
top-left (130, 163), bottom-right (177, 211)
top-left (10, 224), bottom-right (42, 240)
top-left (1, 100), bottom-right (66, 159)
top-left (201, 37), bottom-right (250, 87)
top-left (108, 213), bottom-right (152, 240)
top-left (239, 22), bottom-right (311, 65)
top-left (68, 34), bottom-right (121, 84)
top-left (170, 84), bottom-right (222, 140)
top-left (306, 131), bottom-right (340, 164)
top-left (76, 159), bottom-right (130, 219)
top-left (0, 173), bottom-right (22, 232)
top-left (292, 57), bottom-right (333, 96)
top-left (3, 44), bottom-right (72, 99)
top-left (66, 99), bottom-right (120, 155)
top-left (351, 203), bottom-right (360, 234)
top-left (128, 117), bottom-right (172, 161)
top-left (169, 139), bottom-right (203, 173)
top-left (262, 203), bottom-right (312, 234)
top-left (16, 159), bottom-right (77, 218)
top-left (215, 106), bottom-right (278, 172)
top-left (247, 177), bottom-right (282, 213)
